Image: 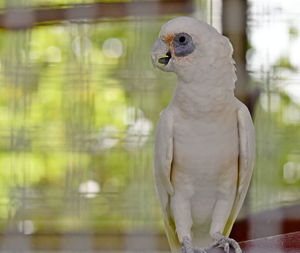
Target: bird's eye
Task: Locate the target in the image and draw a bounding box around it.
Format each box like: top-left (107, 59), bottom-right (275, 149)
top-left (172, 32), bottom-right (195, 57)
top-left (179, 36), bottom-right (186, 43)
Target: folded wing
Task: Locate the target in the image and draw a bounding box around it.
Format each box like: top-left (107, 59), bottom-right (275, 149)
top-left (224, 102), bottom-right (255, 236)
top-left (154, 108), bottom-right (181, 252)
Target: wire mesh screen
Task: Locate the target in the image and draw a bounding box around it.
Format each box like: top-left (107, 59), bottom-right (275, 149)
top-left (0, 21), bottom-right (161, 230)
top-left (0, 0), bottom-right (214, 251)
top-left (1, 0), bottom-right (300, 251)
top-left (248, 0), bottom-right (300, 212)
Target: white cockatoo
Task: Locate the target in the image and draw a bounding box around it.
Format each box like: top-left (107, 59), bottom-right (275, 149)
top-left (151, 17), bottom-right (255, 253)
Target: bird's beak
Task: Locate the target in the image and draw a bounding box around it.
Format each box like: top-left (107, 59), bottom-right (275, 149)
top-left (151, 39), bottom-right (173, 72)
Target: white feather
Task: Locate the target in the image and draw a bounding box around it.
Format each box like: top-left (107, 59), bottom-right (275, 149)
top-left (152, 16), bottom-right (255, 252)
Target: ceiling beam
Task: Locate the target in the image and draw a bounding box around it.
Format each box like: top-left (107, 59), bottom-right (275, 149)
top-left (0, 0), bottom-right (194, 30)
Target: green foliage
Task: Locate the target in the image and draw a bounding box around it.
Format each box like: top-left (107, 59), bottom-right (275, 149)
top-left (289, 25), bottom-right (299, 40)
top-left (273, 56), bottom-right (298, 72)
top-left (0, 18), bottom-right (174, 233)
top-left (251, 77), bottom-right (300, 212)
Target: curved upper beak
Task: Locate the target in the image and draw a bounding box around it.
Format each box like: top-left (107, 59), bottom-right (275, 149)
top-left (151, 39), bottom-right (173, 72)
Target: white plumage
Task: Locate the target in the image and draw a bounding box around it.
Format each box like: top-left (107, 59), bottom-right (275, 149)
top-left (151, 17), bottom-right (255, 253)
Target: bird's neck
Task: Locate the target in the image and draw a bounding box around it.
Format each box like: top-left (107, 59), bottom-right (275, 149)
top-left (170, 57), bottom-right (236, 116)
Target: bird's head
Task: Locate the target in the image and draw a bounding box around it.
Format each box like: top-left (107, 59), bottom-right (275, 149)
top-left (151, 16), bottom-right (234, 80)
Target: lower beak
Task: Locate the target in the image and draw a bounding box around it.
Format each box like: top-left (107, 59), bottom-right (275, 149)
top-left (158, 51), bottom-right (171, 65)
top-left (151, 39), bottom-right (172, 68)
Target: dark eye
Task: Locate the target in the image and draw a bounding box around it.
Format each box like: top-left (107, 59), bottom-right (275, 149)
top-left (179, 36), bottom-right (186, 43)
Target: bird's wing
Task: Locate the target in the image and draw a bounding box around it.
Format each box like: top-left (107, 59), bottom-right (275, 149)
top-left (154, 108), bottom-right (181, 252)
top-left (223, 101), bottom-right (255, 236)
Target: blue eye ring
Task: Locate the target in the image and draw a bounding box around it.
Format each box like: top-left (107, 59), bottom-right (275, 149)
top-left (172, 33), bottom-right (195, 57)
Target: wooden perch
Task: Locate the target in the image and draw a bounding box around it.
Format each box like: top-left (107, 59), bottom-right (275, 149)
top-left (208, 231), bottom-right (300, 253)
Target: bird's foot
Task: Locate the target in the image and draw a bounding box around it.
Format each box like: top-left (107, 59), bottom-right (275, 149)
top-left (194, 247), bottom-right (208, 253)
top-left (211, 233), bottom-right (242, 253)
top-left (181, 236), bottom-right (194, 253)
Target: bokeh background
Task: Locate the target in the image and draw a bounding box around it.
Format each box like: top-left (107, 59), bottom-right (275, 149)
top-left (0, 0), bottom-right (300, 252)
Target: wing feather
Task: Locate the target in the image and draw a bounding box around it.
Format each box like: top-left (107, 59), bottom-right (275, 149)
top-left (224, 101), bottom-right (255, 236)
top-left (154, 108), bottom-right (181, 252)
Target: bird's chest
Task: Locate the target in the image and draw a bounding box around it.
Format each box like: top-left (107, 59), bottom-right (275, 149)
top-left (174, 86), bottom-right (233, 115)
top-left (172, 110), bottom-right (239, 176)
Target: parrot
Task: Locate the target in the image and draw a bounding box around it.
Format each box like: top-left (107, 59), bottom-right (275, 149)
top-left (151, 16), bottom-right (255, 253)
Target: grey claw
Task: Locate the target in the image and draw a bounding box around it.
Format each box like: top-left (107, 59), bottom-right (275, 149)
top-left (194, 248), bottom-right (208, 253)
top-left (224, 242), bottom-right (229, 253)
top-left (215, 235), bottom-right (242, 253)
top-left (227, 238), bottom-right (242, 253)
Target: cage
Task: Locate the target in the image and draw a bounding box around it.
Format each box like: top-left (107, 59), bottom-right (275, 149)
top-left (0, 0), bottom-right (300, 252)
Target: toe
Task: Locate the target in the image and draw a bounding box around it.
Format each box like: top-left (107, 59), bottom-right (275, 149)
top-left (228, 238), bottom-right (242, 252)
top-left (182, 237), bottom-right (194, 253)
top-left (194, 248), bottom-right (207, 253)
top-left (233, 244), bottom-right (242, 253)
top-left (224, 242), bottom-right (230, 253)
